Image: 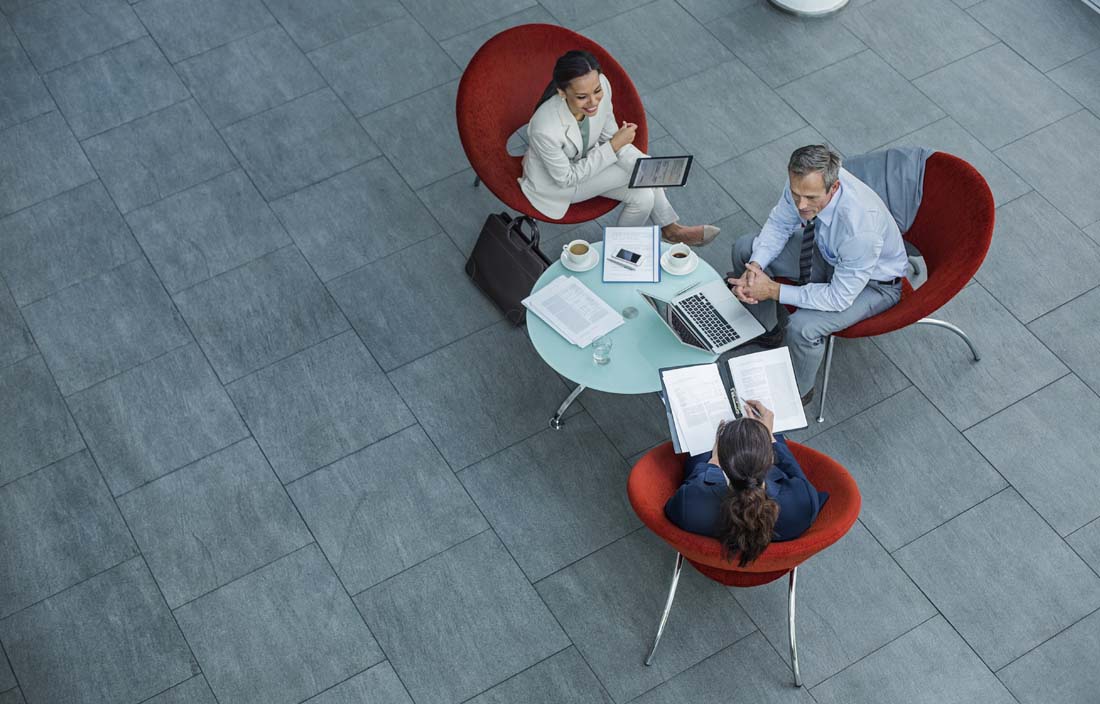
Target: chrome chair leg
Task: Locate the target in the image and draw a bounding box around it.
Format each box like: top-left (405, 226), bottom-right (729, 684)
top-left (788, 566), bottom-right (802, 687)
top-left (473, 174), bottom-right (481, 187)
top-left (549, 384), bottom-right (586, 430)
top-left (816, 336), bottom-right (836, 424)
top-left (645, 552), bottom-right (684, 666)
top-left (916, 317), bottom-right (980, 361)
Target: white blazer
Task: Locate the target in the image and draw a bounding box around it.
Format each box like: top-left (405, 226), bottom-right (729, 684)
top-left (519, 73), bottom-right (621, 219)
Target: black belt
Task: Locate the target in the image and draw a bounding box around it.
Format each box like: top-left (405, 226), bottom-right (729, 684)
top-left (875, 277), bottom-right (902, 286)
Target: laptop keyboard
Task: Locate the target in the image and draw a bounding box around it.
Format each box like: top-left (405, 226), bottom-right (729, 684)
top-left (679, 293), bottom-right (741, 347)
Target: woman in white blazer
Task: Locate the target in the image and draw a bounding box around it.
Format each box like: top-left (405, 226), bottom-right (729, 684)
top-left (519, 51), bottom-right (718, 246)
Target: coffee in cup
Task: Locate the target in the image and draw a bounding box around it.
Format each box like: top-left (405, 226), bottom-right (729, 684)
top-left (563, 239), bottom-right (591, 265)
top-left (666, 243), bottom-right (693, 271)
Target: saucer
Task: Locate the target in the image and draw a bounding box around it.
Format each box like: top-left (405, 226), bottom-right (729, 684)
top-left (561, 248), bottom-right (599, 272)
top-left (660, 250), bottom-right (699, 275)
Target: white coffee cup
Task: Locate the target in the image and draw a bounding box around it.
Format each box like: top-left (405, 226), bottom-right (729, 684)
top-left (666, 243), bottom-right (693, 271)
top-left (562, 239), bottom-right (591, 265)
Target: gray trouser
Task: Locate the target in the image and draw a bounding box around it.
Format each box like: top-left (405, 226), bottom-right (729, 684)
top-left (731, 234), bottom-right (901, 395)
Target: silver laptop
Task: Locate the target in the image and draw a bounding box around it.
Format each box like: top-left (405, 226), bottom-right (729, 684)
top-left (638, 280), bottom-right (765, 354)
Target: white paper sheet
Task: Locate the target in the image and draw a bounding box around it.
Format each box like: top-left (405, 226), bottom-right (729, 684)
top-left (523, 275), bottom-right (623, 347)
top-left (602, 226), bottom-right (659, 283)
top-left (727, 347), bottom-right (807, 432)
top-left (661, 364), bottom-right (736, 455)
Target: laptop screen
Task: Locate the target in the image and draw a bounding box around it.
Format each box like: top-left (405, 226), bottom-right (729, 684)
top-left (638, 292), bottom-right (708, 350)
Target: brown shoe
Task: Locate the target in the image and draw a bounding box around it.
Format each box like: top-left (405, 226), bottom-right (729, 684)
top-left (801, 388), bottom-right (815, 407)
top-left (753, 325), bottom-right (785, 349)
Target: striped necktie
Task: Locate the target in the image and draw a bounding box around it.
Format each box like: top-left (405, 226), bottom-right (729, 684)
top-left (799, 218), bottom-right (816, 283)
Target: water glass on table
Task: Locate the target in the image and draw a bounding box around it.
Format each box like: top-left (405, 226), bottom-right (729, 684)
top-left (592, 335), bottom-right (613, 365)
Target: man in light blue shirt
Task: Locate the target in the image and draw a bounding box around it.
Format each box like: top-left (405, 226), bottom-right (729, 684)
top-left (728, 145), bottom-right (908, 403)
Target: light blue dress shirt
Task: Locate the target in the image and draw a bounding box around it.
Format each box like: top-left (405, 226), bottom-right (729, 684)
top-left (751, 168), bottom-right (909, 312)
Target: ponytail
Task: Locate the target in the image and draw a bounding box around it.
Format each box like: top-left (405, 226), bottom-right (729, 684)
top-left (534, 50), bottom-right (603, 113)
top-left (718, 486), bottom-right (779, 567)
top-left (713, 418), bottom-right (779, 566)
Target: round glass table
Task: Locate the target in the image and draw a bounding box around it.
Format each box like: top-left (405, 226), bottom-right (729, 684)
top-left (528, 242), bottom-right (720, 428)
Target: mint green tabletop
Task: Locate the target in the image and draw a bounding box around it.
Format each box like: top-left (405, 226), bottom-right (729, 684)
top-left (527, 242), bottom-right (719, 394)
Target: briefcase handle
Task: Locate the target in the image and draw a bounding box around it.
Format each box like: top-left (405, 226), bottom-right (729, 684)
top-left (506, 214), bottom-right (541, 249)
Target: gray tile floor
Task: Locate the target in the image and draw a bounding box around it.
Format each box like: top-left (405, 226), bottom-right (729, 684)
top-left (1, 0), bottom-right (1098, 702)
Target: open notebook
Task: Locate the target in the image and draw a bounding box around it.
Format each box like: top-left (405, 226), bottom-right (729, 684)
top-left (659, 347), bottom-right (807, 455)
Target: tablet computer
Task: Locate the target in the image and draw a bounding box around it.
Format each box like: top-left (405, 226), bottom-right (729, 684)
top-left (628, 155), bottom-right (693, 188)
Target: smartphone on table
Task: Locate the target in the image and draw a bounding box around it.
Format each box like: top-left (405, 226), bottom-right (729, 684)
top-left (608, 248), bottom-right (644, 269)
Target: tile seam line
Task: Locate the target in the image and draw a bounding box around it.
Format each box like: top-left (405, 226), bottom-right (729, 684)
top-left (156, 17), bottom-right (280, 67)
top-left (255, 417), bottom-right (419, 490)
top-left (213, 411), bottom-right (396, 690)
top-left (304, 4), bottom-right (462, 106)
top-left (286, 661), bottom-right (400, 704)
top-left (0, 445), bottom-right (89, 494)
top-left (345, 526), bottom-right (493, 598)
top-left (355, 74), bottom-right (460, 121)
top-left (166, 541), bottom-right (316, 613)
top-left (156, 16), bottom-right (278, 68)
top-left (133, 673), bottom-right (211, 704)
top-left (453, 643), bottom-right (576, 704)
top-left (112, 435), bottom-right (255, 502)
top-left (14, 250), bottom-right (149, 310)
top-left (0, 553), bottom-right (139, 624)
top-left (38, 31), bottom-right (161, 78)
top-left (354, 331), bottom-right (591, 694)
top-left (956, 368), bottom-right (1076, 434)
top-left (993, 603), bottom-right (1100, 676)
top-left (394, 0), bottom-right (540, 43)
top-left (11, 24), bottom-right (148, 76)
top-left (857, 511), bottom-right (1005, 674)
top-left (609, 627), bottom-right (767, 704)
top-left (66, 93), bottom-right (193, 143)
top-left (39, 276), bottom-right (214, 700)
top-left (53, 338), bottom-right (192, 400)
top-left (964, 3), bottom-right (1098, 78)
top-left (573, 0), bottom-right (663, 33)
top-left (215, 82), bottom-right (330, 132)
top-left (703, 8), bottom-right (870, 92)
top-left (902, 36), bottom-right (1006, 84)
top-left (1023, 280), bottom-right (1100, 328)
top-left (437, 1), bottom-right (553, 54)
top-left (1042, 45), bottom-right (1100, 76)
top-left (990, 107), bottom-right (1089, 155)
top-left (286, 10), bottom-right (418, 56)
top-left (0, 104), bottom-right (54, 136)
top-left (908, 376), bottom-right (1047, 508)
top-left (804, 612), bottom-right (948, 693)
top-left (65, 28), bottom-right (356, 702)
top-left (312, 216), bottom-right (445, 288)
top-left (1066, 514), bottom-right (1100, 540)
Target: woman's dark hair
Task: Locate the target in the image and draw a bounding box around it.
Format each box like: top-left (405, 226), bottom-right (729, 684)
top-left (715, 419), bottom-right (779, 567)
top-left (535, 50), bottom-right (603, 111)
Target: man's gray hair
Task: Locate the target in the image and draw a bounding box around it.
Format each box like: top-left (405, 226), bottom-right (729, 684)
top-left (788, 145), bottom-right (842, 190)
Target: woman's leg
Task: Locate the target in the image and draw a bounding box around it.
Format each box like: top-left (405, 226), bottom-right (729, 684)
top-left (569, 164), bottom-right (664, 226)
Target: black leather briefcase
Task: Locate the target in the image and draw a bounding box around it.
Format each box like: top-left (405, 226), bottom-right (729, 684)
top-left (464, 212), bottom-right (551, 326)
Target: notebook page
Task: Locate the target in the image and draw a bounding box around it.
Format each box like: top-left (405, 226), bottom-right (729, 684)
top-left (726, 347), bottom-right (808, 432)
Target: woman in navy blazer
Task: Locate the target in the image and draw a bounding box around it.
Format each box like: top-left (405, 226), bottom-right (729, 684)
top-left (664, 401), bottom-right (828, 565)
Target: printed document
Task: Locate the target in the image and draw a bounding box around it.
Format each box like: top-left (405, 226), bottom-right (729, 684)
top-left (659, 347), bottom-right (807, 454)
top-left (660, 364), bottom-right (736, 455)
top-left (522, 275), bottom-right (623, 347)
top-left (727, 348), bottom-right (807, 432)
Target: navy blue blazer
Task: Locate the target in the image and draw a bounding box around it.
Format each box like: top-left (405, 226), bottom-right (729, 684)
top-left (664, 435), bottom-right (828, 542)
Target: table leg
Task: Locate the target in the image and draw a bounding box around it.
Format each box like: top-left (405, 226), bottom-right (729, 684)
top-left (549, 384), bottom-right (586, 430)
